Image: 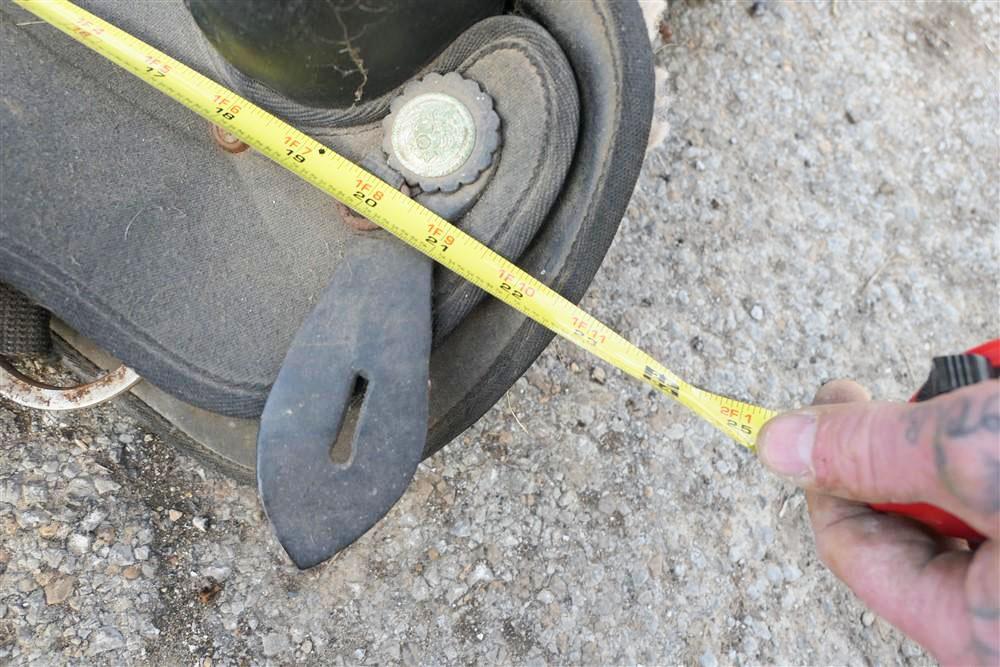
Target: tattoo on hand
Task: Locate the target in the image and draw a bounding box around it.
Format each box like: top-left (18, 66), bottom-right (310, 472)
top-left (902, 387), bottom-right (1000, 516)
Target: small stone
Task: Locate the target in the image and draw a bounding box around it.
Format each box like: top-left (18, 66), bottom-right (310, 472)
top-left (139, 620), bottom-right (160, 639)
top-left (411, 577), bottom-right (430, 602)
top-left (466, 562), bottom-right (494, 586)
top-left (94, 478), bottom-right (120, 495)
top-left (43, 550), bottom-right (63, 569)
top-left (905, 30), bottom-right (918, 44)
top-left (750, 304), bottom-right (764, 321)
top-left (262, 632), bottom-right (290, 657)
top-left (133, 546), bottom-right (150, 561)
top-left (765, 563), bottom-right (783, 584)
top-left (167, 510), bottom-right (182, 523)
top-left (699, 650), bottom-right (719, 667)
top-left (383, 641), bottom-right (400, 661)
top-left (449, 521), bottom-right (471, 538)
top-left (0, 479), bottom-right (20, 504)
top-left (445, 584), bottom-right (468, 604)
top-left (80, 510), bottom-right (106, 532)
top-left (647, 554), bottom-right (664, 579)
top-left (15, 509), bottom-right (48, 529)
top-left (37, 522), bottom-right (61, 539)
top-left (107, 544), bottom-right (134, 566)
top-left (88, 627), bottom-right (125, 655)
top-left (590, 367), bottom-right (607, 385)
top-left (21, 482), bottom-right (47, 505)
top-left (536, 589), bottom-right (555, 604)
top-left (44, 576), bottom-right (75, 605)
top-left (664, 423), bottom-right (685, 440)
top-left (95, 524), bottom-right (116, 544)
top-left (203, 565), bottom-right (231, 581)
top-left (65, 477), bottom-right (95, 498)
top-left (862, 611), bottom-right (875, 627)
top-left (192, 516), bottom-right (209, 532)
top-left (122, 565), bottom-right (141, 580)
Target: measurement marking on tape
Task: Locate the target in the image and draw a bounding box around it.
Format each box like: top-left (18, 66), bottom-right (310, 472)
top-left (13, 0), bottom-right (778, 448)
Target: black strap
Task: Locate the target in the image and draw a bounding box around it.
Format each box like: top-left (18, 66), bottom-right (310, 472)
top-left (0, 283), bottom-right (51, 357)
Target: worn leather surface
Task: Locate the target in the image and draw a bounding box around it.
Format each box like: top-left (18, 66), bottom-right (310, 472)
top-left (0, 2), bottom-right (579, 417)
top-left (0, 0), bottom-right (653, 457)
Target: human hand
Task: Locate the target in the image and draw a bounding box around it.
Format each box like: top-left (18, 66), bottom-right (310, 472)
top-left (756, 379), bottom-right (999, 666)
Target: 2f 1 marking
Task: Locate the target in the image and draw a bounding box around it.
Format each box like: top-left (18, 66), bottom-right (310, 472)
top-left (720, 405), bottom-right (753, 435)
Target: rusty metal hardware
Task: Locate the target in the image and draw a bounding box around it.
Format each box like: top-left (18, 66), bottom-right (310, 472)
top-left (0, 357), bottom-right (141, 411)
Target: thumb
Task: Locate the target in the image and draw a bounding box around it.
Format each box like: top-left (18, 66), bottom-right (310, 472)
top-left (756, 379), bottom-right (998, 537)
top-left (809, 379), bottom-right (872, 407)
top-left (756, 379), bottom-right (870, 481)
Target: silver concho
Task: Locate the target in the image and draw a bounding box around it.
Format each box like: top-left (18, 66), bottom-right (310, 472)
top-left (390, 92), bottom-right (476, 179)
top-left (382, 72), bottom-right (500, 193)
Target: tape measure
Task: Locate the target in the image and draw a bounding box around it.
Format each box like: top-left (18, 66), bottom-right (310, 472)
top-left (13, 0), bottom-right (776, 448)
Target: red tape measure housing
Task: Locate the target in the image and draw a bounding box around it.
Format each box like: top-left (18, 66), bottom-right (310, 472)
top-left (872, 339), bottom-right (999, 543)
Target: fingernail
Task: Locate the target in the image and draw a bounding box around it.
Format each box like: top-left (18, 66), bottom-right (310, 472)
top-left (757, 413), bottom-right (817, 481)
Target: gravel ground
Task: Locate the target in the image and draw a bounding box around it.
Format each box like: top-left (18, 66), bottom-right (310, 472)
top-left (2, 1), bottom-right (998, 665)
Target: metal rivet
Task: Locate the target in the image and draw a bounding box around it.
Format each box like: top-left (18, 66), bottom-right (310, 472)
top-left (337, 184), bottom-right (411, 232)
top-left (210, 124), bottom-right (249, 153)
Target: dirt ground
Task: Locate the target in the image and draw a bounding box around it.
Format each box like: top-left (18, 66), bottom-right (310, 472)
top-left (1, 0), bottom-right (998, 665)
